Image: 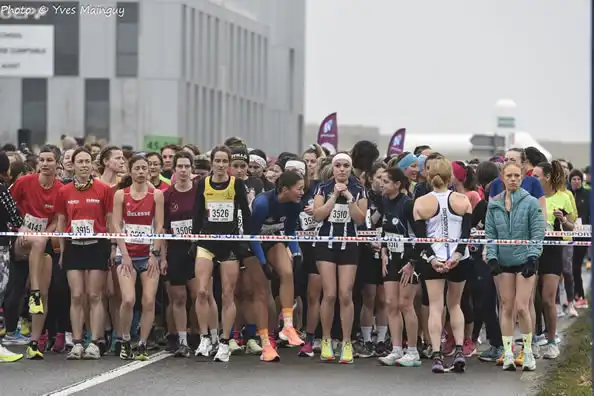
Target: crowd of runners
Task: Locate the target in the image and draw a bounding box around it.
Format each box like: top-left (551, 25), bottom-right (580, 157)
top-left (0, 136), bottom-right (590, 374)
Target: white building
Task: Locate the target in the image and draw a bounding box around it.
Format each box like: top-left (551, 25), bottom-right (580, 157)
top-left (0, 0), bottom-right (305, 154)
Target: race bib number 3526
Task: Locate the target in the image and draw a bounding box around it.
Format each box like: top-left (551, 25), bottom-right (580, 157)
top-left (207, 202), bottom-right (234, 222)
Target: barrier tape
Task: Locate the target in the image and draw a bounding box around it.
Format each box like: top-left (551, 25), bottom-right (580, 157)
top-left (331, 230), bottom-right (591, 238)
top-left (0, 231), bottom-right (590, 246)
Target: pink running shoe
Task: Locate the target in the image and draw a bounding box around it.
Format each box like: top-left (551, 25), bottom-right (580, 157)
top-left (442, 334), bottom-right (455, 357)
top-left (462, 338), bottom-right (476, 357)
top-left (52, 332), bottom-right (66, 353)
top-left (299, 341), bottom-right (314, 357)
top-left (38, 331), bottom-right (48, 353)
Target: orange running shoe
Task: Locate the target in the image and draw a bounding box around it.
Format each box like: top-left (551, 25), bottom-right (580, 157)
top-left (279, 326), bottom-right (304, 347)
top-left (260, 345), bottom-right (280, 362)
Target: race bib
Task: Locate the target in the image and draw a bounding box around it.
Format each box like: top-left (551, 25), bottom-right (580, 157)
top-left (385, 232), bottom-right (404, 253)
top-left (207, 202), bottom-right (234, 222)
top-left (124, 224), bottom-right (153, 245)
top-left (365, 209), bottom-right (372, 229)
top-left (329, 204), bottom-right (351, 223)
top-left (171, 219), bottom-right (192, 234)
top-left (23, 214), bottom-right (48, 232)
top-left (299, 212), bottom-right (318, 230)
top-left (71, 219), bottom-right (95, 241)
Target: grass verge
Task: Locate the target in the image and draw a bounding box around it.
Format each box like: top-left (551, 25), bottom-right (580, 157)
top-left (537, 306), bottom-right (592, 396)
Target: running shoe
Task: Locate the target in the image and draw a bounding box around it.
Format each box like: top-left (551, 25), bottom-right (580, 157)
top-left (431, 355), bottom-right (445, 373)
top-left (119, 341), bottom-right (135, 360)
top-left (279, 326), bottom-right (304, 347)
top-left (522, 351), bottom-right (536, 371)
top-left (28, 292), bottom-right (43, 315)
top-left (2, 333), bottom-right (30, 346)
top-left (339, 341), bottom-right (354, 364)
top-left (269, 335), bottom-right (277, 351)
top-left (502, 353), bottom-right (515, 371)
top-left (260, 344), bottom-right (280, 362)
top-left (83, 343), bottom-right (101, 360)
top-left (135, 343), bottom-right (148, 361)
top-left (214, 343), bottom-right (230, 362)
top-left (320, 337), bottom-right (334, 361)
top-left (542, 343), bottom-right (560, 360)
top-left (174, 344), bottom-right (191, 358)
top-left (166, 334), bottom-right (178, 353)
top-left (25, 341), bottom-right (43, 360)
top-left (575, 297), bottom-right (589, 309)
top-left (38, 331), bottom-right (48, 353)
top-left (312, 338), bottom-right (322, 353)
top-left (514, 349), bottom-right (524, 367)
top-left (196, 336), bottom-right (213, 357)
top-left (462, 338), bottom-right (476, 357)
top-left (451, 351), bottom-right (466, 373)
top-left (52, 332), bottom-right (66, 353)
top-left (567, 302), bottom-right (579, 318)
top-left (0, 345), bottom-right (23, 362)
top-left (19, 318), bottom-right (31, 336)
top-left (442, 334), bottom-right (455, 356)
top-left (478, 345), bottom-right (503, 362)
top-left (378, 349), bottom-right (404, 366)
top-left (245, 339), bottom-right (262, 355)
top-left (397, 351), bottom-right (422, 367)
top-left (66, 343), bottom-right (84, 360)
top-left (65, 332), bottom-right (74, 349)
top-left (298, 341), bottom-right (314, 357)
top-left (357, 341), bottom-right (375, 358)
top-left (0, 314), bottom-right (5, 337)
top-left (228, 338), bottom-right (243, 354)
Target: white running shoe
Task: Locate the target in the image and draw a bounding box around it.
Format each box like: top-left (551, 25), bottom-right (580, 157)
top-left (214, 343), bottom-right (230, 362)
top-left (195, 337), bottom-right (212, 357)
top-left (83, 343), bottom-right (101, 360)
top-left (66, 343), bottom-right (84, 360)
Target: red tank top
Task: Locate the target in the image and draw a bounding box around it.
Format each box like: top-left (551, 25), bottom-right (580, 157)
top-left (122, 187), bottom-right (155, 258)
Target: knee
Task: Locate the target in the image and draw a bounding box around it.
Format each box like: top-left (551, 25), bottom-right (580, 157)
top-left (516, 302), bottom-right (530, 318)
top-left (277, 268), bottom-right (292, 284)
top-left (121, 294), bottom-right (135, 309)
top-left (221, 289), bottom-right (234, 306)
top-left (87, 291), bottom-right (103, 306)
top-left (323, 291), bottom-right (337, 305)
top-left (307, 288), bottom-right (321, 306)
top-left (141, 295), bottom-right (155, 310)
top-left (171, 292), bottom-right (186, 308)
top-left (196, 287), bottom-right (210, 303)
top-left (70, 291), bottom-right (84, 306)
top-left (398, 297), bottom-right (414, 314)
top-left (338, 289), bottom-right (352, 306)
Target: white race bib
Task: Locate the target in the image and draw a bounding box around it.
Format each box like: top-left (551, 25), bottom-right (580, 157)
top-left (71, 219), bottom-right (95, 241)
top-left (329, 204), bottom-right (351, 223)
top-left (124, 224), bottom-right (153, 245)
top-left (207, 201), bottom-right (234, 222)
top-left (365, 209), bottom-right (372, 229)
top-left (385, 232), bottom-right (404, 253)
top-left (299, 212), bottom-right (318, 230)
top-left (23, 214), bottom-right (48, 232)
top-left (171, 219), bottom-right (192, 235)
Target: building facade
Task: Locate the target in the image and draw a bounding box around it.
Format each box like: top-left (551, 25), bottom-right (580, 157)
top-left (0, 0), bottom-right (305, 154)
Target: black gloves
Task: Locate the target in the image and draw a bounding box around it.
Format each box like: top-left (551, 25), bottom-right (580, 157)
top-left (522, 257), bottom-right (538, 278)
top-left (488, 259), bottom-right (502, 276)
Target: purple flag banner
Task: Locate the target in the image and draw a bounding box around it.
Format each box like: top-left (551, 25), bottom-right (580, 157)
top-left (387, 128), bottom-right (406, 157)
top-left (317, 112), bottom-right (338, 154)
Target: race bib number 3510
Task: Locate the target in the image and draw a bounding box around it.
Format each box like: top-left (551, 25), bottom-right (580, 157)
top-left (207, 202), bottom-right (234, 222)
top-left (23, 214), bottom-right (48, 232)
top-left (329, 204), bottom-right (351, 223)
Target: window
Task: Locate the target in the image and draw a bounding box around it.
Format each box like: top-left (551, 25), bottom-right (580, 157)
top-left (21, 79), bottom-right (47, 145)
top-left (53, 2), bottom-right (80, 76)
top-left (288, 48), bottom-right (295, 111)
top-left (116, 2), bottom-right (139, 77)
top-left (84, 79), bottom-right (110, 140)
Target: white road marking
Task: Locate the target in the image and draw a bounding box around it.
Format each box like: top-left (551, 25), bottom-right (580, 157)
top-left (42, 351), bottom-right (172, 396)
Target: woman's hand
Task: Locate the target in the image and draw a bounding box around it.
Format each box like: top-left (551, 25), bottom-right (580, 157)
top-left (399, 263), bottom-right (415, 285)
top-left (381, 253), bottom-right (389, 278)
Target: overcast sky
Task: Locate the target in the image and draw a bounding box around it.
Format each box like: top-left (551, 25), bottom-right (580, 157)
top-left (304, 0), bottom-right (590, 141)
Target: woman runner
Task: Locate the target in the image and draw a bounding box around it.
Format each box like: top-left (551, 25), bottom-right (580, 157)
top-left (313, 153), bottom-right (367, 364)
top-left (112, 155), bottom-right (165, 361)
top-left (55, 148), bottom-right (114, 360)
top-left (192, 146), bottom-right (251, 362)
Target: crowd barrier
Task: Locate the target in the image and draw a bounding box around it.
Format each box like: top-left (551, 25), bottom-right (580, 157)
top-left (0, 230), bottom-right (590, 246)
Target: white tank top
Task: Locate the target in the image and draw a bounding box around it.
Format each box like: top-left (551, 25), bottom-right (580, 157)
top-left (426, 191), bottom-right (469, 261)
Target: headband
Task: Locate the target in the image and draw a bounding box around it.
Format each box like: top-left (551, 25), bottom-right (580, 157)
top-left (285, 160), bottom-right (306, 175)
top-left (332, 153), bottom-right (352, 165)
top-left (397, 153), bottom-right (418, 170)
top-left (231, 152), bottom-right (248, 163)
top-left (417, 154), bottom-right (427, 170)
top-left (451, 161), bottom-right (467, 182)
top-left (249, 155), bottom-right (267, 169)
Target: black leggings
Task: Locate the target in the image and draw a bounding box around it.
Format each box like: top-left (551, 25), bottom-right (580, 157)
top-left (45, 256), bottom-right (71, 337)
top-left (572, 245), bottom-right (588, 299)
top-left (3, 259), bottom-right (29, 333)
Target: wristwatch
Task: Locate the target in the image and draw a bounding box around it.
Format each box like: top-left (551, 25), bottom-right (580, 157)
top-left (151, 249), bottom-right (161, 258)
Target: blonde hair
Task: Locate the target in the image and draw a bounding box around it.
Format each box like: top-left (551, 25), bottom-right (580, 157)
top-left (427, 157), bottom-right (452, 189)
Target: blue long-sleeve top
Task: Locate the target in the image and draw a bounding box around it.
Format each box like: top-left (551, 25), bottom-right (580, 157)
top-left (247, 190), bottom-right (301, 265)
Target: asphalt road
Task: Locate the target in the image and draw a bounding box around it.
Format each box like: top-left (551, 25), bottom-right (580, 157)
top-left (2, 271), bottom-right (589, 396)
